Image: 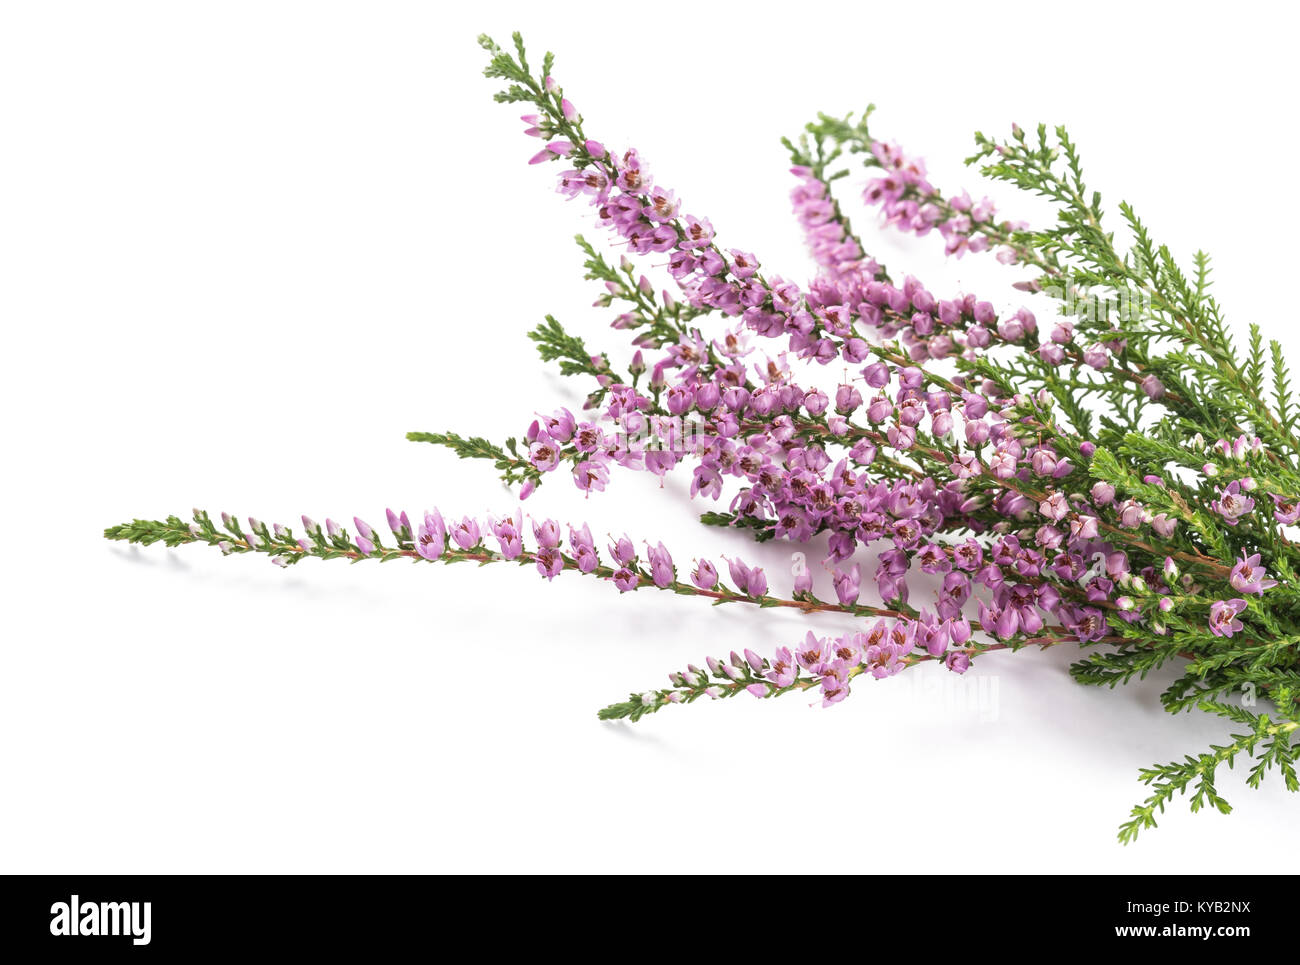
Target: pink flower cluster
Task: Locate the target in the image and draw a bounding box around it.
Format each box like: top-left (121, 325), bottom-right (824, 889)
top-left (862, 140), bottom-right (1026, 261)
top-left (654, 613), bottom-right (977, 712)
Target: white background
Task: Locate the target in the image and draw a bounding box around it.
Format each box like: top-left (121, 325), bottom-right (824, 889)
top-left (3, 1), bottom-right (1297, 873)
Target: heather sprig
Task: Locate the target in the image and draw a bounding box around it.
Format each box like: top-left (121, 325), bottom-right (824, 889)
top-left (107, 32), bottom-right (1300, 843)
top-left (104, 509), bottom-right (912, 621)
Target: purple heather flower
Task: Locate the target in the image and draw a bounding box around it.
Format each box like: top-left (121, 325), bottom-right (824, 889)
top-left (964, 419), bottom-right (990, 446)
top-left (832, 564), bottom-right (861, 606)
top-left (952, 539), bottom-right (983, 572)
top-left (945, 651), bottom-right (971, 674)
top-left (541, 408), bottom-right (575, 442)
top-left (1036, 524), bottom-right (1064, 550)
top-left (829, 634), bottom-right (862, 665)
top-left (1105, 551), bottom-right (1131, 580)
top-left (568, 523), bottom-right (599, 573)
top-left (896, 397), bottom-right (926, 427)
top-left (862, 361), bottom-right (890, 387)
top-left (1270, 494), bottom-right (1300, 525)
top-left (1229, 553), bottom-right (1278, 596)
top-left (612, 567), bottom-right (639, 593)
top-left (1064, 605), bottom-right (1108, 643)
top-left (1082, 344), bottom-right (1110, 369)
top-left (961, 391), bottom-right (989, 419)
top-left (802, 387), bottom-right (830, 416)
top-left (1039, 491), bottom-right (1069, 521)
top-left (795, 632), bottom-right (833, 673)
top-left (887, 424), bottom-right (916, 450)
top-left (834, 383), bottom-right (863, 415)
top-left (862, 637), bottom-right (905, 679)
top-left (491, 511), bottom-right (524, 559)
top-left (931, 408), bottom-right (954, 437)
top-left (647, 542), bottom-right (675, 588)
top-left (915, 542), bottom-right (951, 574)
top-left (1208, 598), bottom-right (1248, 637)
top-left (949, 618), bottom-right (972, 648)
top-left (450, 517), bottom-right (480, 550)
top-left (609, 535), bottom-right (636, 567)
top-left (679, 214), bottom-right (715, 249)
top-left (916, 618), bottom-right (948, 657)
top-left (1034, 343), bottom-right (1066, 366)
top-left (989, 450), bottom-right (1017, 479)
top-left (355, 536), bottom-right (375, 557)
top-left (724, 556), bottom-right (753, 594)
top-left (1090, 481), bottom-right (1116, 506)
top-left (1210, 481), bottom-right (1255, 525)
top-left (1115, 498), bottom-right (1147, 529)
top-left (531, 517), bottom-right (562, 549)
top-left (997, 315), bottom-right (1024, 341)
top-left (415, 510), bottom-right (446, 561)
top-left (529, 437), bottom-right (562, 472)
top-left (818, 662), bottom-right (853, 707)
top-left (1069, 514), bottom-right (1100, 540)
top-left (1030, 449), bottom-right (1059, 477)
top-left (866, 395), bottom-right (893, 424)
top-left (1150, 513), bottom-right (1177, 538)
top-left (765, 647), bottom-right (797, 688)
top-left (728, 249), bottom-right (760, 278)
top-left (937, 572), bottom-right (972, 620)
top-left (1085, 575), bottom-right (1114, 603)
top-left (692, 559), bottom-right (718, 590)
top-left (534, 548), bottom-right (563, 581)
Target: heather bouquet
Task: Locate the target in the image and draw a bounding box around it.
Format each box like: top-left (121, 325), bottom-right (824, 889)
top-left (107, 34), bottom-right (1300, 842)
